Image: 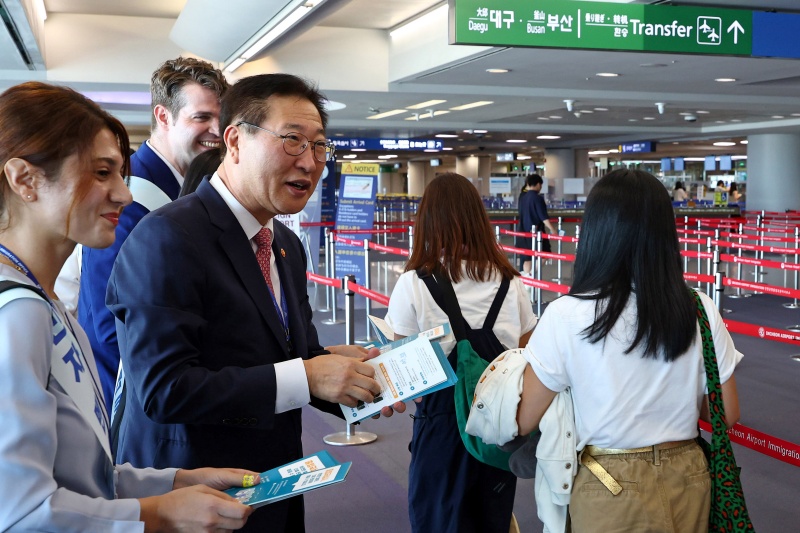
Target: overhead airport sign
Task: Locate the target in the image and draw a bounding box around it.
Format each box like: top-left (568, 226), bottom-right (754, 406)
top-left (332, 138), bottom-right (443, 151)
top-left (449, 0), bottom-right (800, 59)
top-left (620, 141), bottom-right (656, 154)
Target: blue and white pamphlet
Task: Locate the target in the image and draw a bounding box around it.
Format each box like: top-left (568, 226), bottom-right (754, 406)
top-left (341, 323), bottom-right (458, 423)
top-left (225, 450), bottom-right (351, 508)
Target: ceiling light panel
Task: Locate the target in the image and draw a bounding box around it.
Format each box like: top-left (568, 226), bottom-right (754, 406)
top-left (450, 101), bottom-right (494, 111)
top-left (367, 109), bottom-right (408, 120)
top-left (407, 99), bottom-right (447, 109)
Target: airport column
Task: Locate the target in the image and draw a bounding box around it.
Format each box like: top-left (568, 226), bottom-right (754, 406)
top-left (544, 148), bottom-right (575, 198)
top-left (456, 155), bottom-right (491, 195)
top-left (408, 160), bottom-right (426, 196)
top-left (746, 133), bottom-right (800, 212)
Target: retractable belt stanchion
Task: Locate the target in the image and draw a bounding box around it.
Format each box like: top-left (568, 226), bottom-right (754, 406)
top-left (382, 206), bottom-right (389, 247)
top-left (553, 217), bottom-right (563, 283)
top-left (683, 216), bottom-right (690, 274)
top-left (695, 219), bottom-right (703, 287)
top-left (360, 239), bottom-right (373, 343)
top-left (714, 271), bottom-right (725, 313)
top-left (409, 225), bottom-right (414, 253)
top-left (706, 235), bottom-right (714, 296)
top-left (318, 229), bottom-right (333, 312)
top-left (783, 227), bottom-right (800, 310)
top-left (321, 232), bottom-right (343, 325)
top-left (728, 223), bottom-right (749, 299)
top-left (758, 212), bottom-right (767, 280)
top-left (397, 201), bottom-right (407, 243)
top-left (535, 232), bottom-right (543, 318)
top-left (323, 275), bottom-right (378, 446)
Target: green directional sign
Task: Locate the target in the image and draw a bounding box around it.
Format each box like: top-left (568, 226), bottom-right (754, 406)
top-left (449, 0), bottom-right (753, 56)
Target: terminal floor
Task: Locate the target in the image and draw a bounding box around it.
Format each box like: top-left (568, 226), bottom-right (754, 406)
top-left (300, 271), bottom-right (800, 532)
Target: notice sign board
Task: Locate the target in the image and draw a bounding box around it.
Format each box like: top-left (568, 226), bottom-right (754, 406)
top-left (334, 163), bottom-right (379, 299)
top-left (449, 0), bottom-right (777, 58)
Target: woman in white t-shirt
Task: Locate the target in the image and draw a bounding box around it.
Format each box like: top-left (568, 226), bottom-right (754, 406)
top-left (516, 169), bottom-right (742, 533)
top-left (386, 172), bottom-right (536, 533)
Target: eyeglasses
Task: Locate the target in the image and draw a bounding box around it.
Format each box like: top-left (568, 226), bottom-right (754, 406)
top-left (236, 121), bottom-right (335, 162)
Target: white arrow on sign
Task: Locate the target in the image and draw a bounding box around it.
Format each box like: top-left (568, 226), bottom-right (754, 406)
top-left (727, 20), bottom-right (745, 44)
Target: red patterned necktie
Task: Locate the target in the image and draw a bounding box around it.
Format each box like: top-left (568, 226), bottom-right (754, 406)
top-left (254, 227), bottom-right (274, 295)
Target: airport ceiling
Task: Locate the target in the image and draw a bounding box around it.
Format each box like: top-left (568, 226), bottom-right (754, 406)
top-left (4, 0), bottom-right (800, 161)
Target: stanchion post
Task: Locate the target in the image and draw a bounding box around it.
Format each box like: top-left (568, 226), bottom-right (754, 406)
top-left (553, 217), bottom-right (562, 283)
top-left (728, 223), bottom-right (748, 299)
top-left (318, 229), bottom-right (333, 312)
top-left (683, 216), bottom-right (689, 273)
top-left (382, 206), bottom-right (389, 247)
top-left (321, 233), bottom-right (343, 325)
top-left (695, 219), bottom-right (702, 286)
top-left (362, 241), bottom-right (373, 342)
top-left (343, 275), bottom-right (355, 344)
top-left (706, 234), bottom-right (715, 295)
top-left (783, 227), bottom-right (800, 310)
top-left (323, 275), bottom-right (379, 446)
top-left (535, 231), bottom-right (543, 317)
top-left (408, 225), bottom-right (414, 253)
top-left (714, 271), bottom-right (725, 313)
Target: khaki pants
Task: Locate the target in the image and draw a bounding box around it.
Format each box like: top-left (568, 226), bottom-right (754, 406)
top-left (570, 442), bottom-right (710, 533)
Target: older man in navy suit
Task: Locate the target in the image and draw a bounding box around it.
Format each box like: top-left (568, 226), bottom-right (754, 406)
top-left (107, 74), bottom-right (404, 532)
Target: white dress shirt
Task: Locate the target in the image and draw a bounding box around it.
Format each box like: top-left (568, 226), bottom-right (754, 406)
top-left (210, 173), bottom-right (310, 413)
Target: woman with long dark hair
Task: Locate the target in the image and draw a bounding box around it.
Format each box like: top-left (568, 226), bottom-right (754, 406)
top-left (386, 172), bottom-right (536, 533)
top-left (516, 169), bottom-right (742, 532)
top-left (0, 82), bottom-right (255, 531)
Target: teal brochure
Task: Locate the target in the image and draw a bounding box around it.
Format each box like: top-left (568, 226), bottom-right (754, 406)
top-left (225, 450), bottom-right (351, 508)
top-left (340, 334), bottom-right (458, 423)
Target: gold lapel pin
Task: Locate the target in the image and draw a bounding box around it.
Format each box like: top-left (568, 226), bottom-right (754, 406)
top-left (280, 248), bottom-right (286, 257)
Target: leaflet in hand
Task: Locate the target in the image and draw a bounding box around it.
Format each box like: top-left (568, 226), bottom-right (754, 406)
top-left (340, 334), bottom-right (457, 423)
top-left (224, 450), bottom-right (351, 508)
top-left (367, 315), bottom-right (454, 351)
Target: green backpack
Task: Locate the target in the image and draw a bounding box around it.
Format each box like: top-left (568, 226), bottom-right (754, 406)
top-left (418, 268), bottom-right (514, 471)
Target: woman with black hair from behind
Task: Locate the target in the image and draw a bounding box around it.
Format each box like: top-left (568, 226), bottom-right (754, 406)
top-left (515, 168), bottom-right (743, 532)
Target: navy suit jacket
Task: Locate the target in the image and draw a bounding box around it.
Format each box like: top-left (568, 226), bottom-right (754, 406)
top-left (107, 179), bottom-right (335, 532)
top-left (79, 142), bottom-right (180, 410)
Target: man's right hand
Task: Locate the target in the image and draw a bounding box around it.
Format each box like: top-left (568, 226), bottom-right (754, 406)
top-left (303, 354), bottom-right (381, 407)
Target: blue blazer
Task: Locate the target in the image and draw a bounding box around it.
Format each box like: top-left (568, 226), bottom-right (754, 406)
top-left (79, 142), bottom-right (180, 410)
top-left (107, 179), bottom-right (334, 532)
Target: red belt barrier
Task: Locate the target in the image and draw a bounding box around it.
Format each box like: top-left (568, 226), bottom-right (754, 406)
top-left (680, 250), bottom-right (713, 259)
top-left (723, 319), bottom-right (800, 346)
top-left (306, 272), bottom-right (340, 288)
top-left (724, 278), bottom-right (800, 299)
top-left (538, 251), bottom-right (576, 262)
top-left (501, 245), bottom-right (535, 257)
top-left (300, 221), bottom-right (335, 227)
top-left (677, 229), bottom-right (716, 237)
top-left (346, 281), bottom-right (390, 307)
top-left (720, 253), bottom-right (800, 272)
top-left (334, 235), bottom-right (364, 247)
top-left (333, 228), bottom-right (406, 235)
top-left (683, 272), bottom-right (715, 284)
top-left (700, 421), bottom-right (800, 468)
top-left (368, 242), bottom-right (409, 256)
top-left (713, 239), bottom-right (800, 255)
top-left (721, 231), bottom-right (798, 243)
top-left (520, 276), bottom-right (570, 294)
top-left (500, 229), bottom-right (532, 238)
top-left (678, 238), bottom-right (705, 245)
top-left (490, 219), bottom-right (519, 226)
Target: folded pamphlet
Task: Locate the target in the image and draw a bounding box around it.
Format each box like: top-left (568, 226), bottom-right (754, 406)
top-left (340, 325), bottom-right (458, 423)
top-left (225, 450), bottom-right (351, 508)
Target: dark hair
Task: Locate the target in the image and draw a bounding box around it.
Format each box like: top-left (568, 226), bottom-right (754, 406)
top-left (150, 56), bottom-right (229, 130)
top-left (526, 174), bottom-right (544, 188)
top-left (716, 180), bottom-right (725, 187)
top-left (674, 181), bottom-right (685, 190)
top-left (180, 149), bottom-right (220, 197)
top-left (406, 172), bottom-right (518, 283)
top-left (0, 82), bottom-right (131, 228)
top-left (219, 74), bottom-right (328, 158)
top-left (569, 168), bottom-right (695, 361)
top-left (729, 182), bottom-right (738, 193)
